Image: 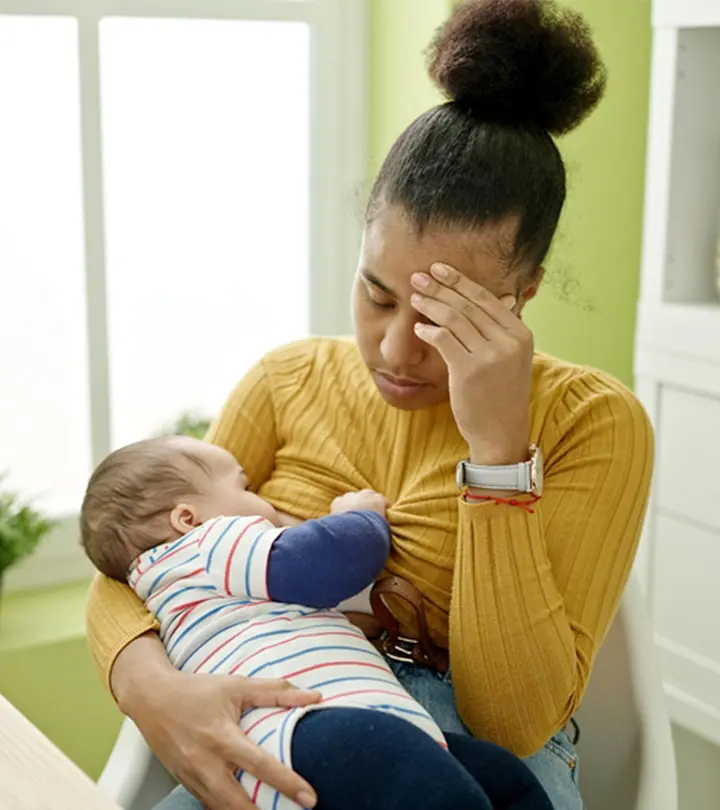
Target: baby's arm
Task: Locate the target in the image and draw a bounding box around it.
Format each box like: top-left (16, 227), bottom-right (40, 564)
top-left (267, 509), bottom-right (390, 608)
top-left (201, 504), bottom-right (390, 608)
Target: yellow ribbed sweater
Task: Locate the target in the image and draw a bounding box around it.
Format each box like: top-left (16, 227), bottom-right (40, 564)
top-left (86, 337), bottom-right (653, 756)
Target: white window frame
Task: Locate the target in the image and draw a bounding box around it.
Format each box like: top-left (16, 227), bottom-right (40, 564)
top-left (2, 0), bottom-right (367, 592)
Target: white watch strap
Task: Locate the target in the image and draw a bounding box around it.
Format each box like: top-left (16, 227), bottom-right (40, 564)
top-left (458, 460), bottom-right (532, 492)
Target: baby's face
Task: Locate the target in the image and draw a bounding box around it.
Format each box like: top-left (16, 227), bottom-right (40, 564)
top-left (189, 441), bottom-right (280, 526)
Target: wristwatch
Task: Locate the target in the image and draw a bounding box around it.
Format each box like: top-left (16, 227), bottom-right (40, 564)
top-left (456, 445), bottom-right (544, 496)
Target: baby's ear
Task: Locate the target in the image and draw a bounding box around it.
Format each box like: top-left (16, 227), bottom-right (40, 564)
top-left (169, 503), bottom-right (200, 535)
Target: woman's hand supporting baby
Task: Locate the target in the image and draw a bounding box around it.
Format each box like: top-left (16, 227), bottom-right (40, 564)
top-left (111, 633), bottom-right (322, 810)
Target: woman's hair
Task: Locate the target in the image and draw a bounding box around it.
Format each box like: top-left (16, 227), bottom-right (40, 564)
top-left (80, 437), bottom-right (209, 580)
top-left (366, 0), bottom-right (607, 274)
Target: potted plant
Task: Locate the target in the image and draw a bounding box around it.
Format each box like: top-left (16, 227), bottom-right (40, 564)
top-left (0, 481), bottom-right (55, 596)
top-left (165, 412), bottom-right (213, 440)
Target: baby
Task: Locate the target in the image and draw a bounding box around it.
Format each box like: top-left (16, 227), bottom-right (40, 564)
top-left (82, 435), bottom-right (553, 810)
top-left (81, 435), bottom-right (446, 810)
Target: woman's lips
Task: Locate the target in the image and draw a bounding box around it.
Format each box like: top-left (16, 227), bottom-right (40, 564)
top-left (373, 371), bottom-right (428, 399)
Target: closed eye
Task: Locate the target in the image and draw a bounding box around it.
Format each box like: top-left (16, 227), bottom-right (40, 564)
top-left (363, 284), bottom-right (395, 310)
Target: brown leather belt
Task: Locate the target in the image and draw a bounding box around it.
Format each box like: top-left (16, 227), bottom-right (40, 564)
top-left (370, 575), bottom-right (449, 674)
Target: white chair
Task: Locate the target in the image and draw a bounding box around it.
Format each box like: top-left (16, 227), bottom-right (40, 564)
top-left (97, 718), bottom-right (176, 810)
top-left (574, 579), bottom-right (677, 810)
top-left (98, 579), bottom-right (678, 810)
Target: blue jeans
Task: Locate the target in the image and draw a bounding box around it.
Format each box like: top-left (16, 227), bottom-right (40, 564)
top-left (156, 662), bottom-right (583, 810)
top-left (388, 662), bottom-right (583, 810)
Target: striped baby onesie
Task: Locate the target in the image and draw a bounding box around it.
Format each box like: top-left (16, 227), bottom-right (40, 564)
top-left (128, 513), bottom-right (446, 810)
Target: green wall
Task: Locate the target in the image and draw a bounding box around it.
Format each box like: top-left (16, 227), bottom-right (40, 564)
top-left (0, 636), bottom-right (122, 779)
top-left (368, 0), bottom-right (449, 172)
top-left (369, 0), bottom-right (652, 387)
top-left (0, 581), bottom-right (122, 779)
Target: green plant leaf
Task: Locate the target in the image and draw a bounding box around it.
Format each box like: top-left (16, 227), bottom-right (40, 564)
top-left (0, 479), bottom-right (55, 576)
top-left (159, 412), bottom-right (213, 440)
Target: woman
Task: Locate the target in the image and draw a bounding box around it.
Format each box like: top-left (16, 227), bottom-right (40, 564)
top-left (86, 2), bottom-right (653, 809)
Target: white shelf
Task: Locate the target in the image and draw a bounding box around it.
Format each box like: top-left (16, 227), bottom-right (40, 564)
top-left (635, 0), bottom-right (720, 747)
top-left (655, 27), bottom-right (720, 303)
top-left (636, 301), bottom-right (720, 363)
top-left (639, 26), bottom-right (720, 305)
top-left (654, 0), bottom-right (720, 29)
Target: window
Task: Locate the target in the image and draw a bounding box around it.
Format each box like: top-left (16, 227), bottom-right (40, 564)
top-left (101, 18), bottom-right (311, 446)
top-left (0, 0), bottom-right (366, 591)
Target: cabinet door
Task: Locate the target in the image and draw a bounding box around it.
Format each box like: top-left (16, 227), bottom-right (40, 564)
top-left (653, 386), bottom-right (720, 743)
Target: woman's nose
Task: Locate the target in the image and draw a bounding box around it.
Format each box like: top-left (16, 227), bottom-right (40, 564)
top-left (380, 317), bottom-right (425, 369)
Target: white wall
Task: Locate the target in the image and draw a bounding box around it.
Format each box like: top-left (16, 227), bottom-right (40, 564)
top-left (674, 725), bottom-right (720, 810)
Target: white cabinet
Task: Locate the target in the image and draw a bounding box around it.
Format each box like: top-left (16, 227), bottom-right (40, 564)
top-left (635, 0), bottom-right (720, 747)
top-left (654, 0), bottom-right (720, 28)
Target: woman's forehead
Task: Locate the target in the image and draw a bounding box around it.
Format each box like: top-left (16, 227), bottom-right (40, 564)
top-left (360, 207), bottom-right (520, 293)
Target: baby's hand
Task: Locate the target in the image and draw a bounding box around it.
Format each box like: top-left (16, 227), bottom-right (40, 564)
top-left (331, 489), bottom-right (389, 517)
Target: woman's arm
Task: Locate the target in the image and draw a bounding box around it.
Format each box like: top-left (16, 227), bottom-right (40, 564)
top-left (409, 264), bottom-right (653, 755)
top-left (86, 574), bottom-right (160, 690)
top-left (450, 383), bottom-right (653, 756)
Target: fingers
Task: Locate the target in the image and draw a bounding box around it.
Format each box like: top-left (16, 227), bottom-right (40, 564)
top-left (177, 680), bottom-right (320, 809)
top-left (220, 735), bottom-right (318, 809)
top-left (430, 263), bottom-right (519, 327)
top-left (237, 679), bottom-right (322, 709)
top-left (411, 274), bottom-right (508, 342)
top-left (410, 264), bottom-right (533, 363)
top-left (416, 263), bottom-right (521, 330)
top-left (187, 769), bottom-right (259, 810)
top-left (411, 292), bottom-right (496, 349)
top-left (271, 689), bottom-right (324, 709)
top-left (413, 321), bottom-right (468, 367)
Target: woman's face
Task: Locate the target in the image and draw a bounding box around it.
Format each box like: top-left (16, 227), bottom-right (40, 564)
top-left (352, 206), bottom-right (539, 410)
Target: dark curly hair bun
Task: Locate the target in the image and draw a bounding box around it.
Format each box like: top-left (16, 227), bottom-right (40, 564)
top-left (428, 0), bottom-right (607, 136)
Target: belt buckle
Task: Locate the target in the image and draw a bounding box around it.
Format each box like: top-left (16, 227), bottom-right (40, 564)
top-left (382, 632), bottom-right (419, 665)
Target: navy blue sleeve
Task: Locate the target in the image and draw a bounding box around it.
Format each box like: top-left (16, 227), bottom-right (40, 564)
top-left (266, 510), bottom-right (390, 608)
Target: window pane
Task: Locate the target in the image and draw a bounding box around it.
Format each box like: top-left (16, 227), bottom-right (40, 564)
top-left (0, 16), bottom-right (89, 512)
top-left (100, 18), bottom-right (310, 447)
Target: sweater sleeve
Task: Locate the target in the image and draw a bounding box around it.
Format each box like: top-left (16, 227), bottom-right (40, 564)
top-left (449, 380), bottom-right (654, 756)
top-left (85, 359), bottom-right (280, 689)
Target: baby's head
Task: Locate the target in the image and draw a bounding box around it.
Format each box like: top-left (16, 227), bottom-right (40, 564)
top-left (80, 436), bottom-right (279, 580)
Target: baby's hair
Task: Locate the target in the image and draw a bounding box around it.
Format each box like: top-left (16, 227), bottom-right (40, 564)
top-left (80, 436), bottom-right (211, 581)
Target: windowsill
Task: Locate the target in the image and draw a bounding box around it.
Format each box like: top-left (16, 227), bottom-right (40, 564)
top-left (0, 579), bottom-right (90, 654)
